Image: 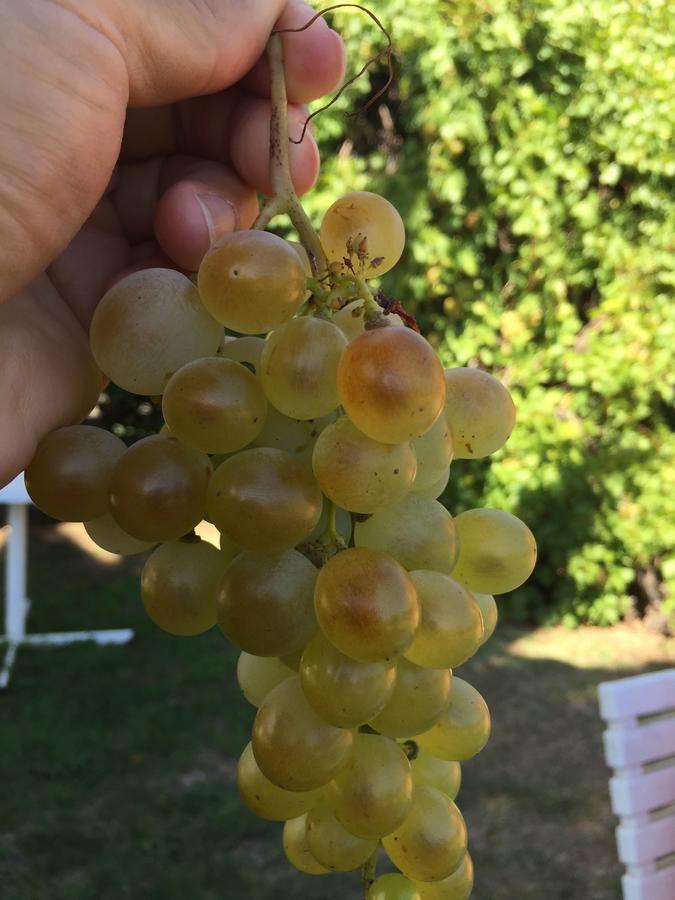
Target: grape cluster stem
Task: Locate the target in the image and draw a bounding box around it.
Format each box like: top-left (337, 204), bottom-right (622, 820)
top-left (252, 34), bottom-right (327, 278)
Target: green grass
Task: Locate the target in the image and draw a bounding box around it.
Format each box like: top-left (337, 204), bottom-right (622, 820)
top-left (2, 513), bottom-right (674, 898)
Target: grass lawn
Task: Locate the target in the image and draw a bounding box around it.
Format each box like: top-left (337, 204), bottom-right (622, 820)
top-left (2, 512), bottom-right (675, 899)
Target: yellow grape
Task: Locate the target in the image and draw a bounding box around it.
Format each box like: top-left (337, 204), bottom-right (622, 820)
top-left (410, 749), bottom-right (461, 802)
top-left (260, 317), bottom-right (347, 420)
top-left (25, 426), bottom-right (125, 521)
top-left (369, 659), bottom-right (451, 738)
top-left (84, 514), bottom-right (155, 556)
top-left (369, 874), bottom-right (422, 900)
top-left (237, 743), bottom-right (321, 822)
top-left (404, 572), bottom-right (484, 669)
top-left (337, 328), bottom-right (445, 444)
top-left (412, 466), bottom-right (450, 501)
top-left (218, 335), bottom-right (266, 373)
top-left (382, 786), bottom-right (467, 883)
top-left (300, 632), bottom-right (396, 728)
top-left (354, 495), bottom-right (457, 574)
top-left (283, 815), bottom-right (330, 876)
top-left (312, 416), bottom-right (417, 514)
top-left (329, 733), bottom-right (413, 838)
top-left (473, 592), bottom-right (498, 645)
top-left (252, 676), bottom-right (353, 791)
top-left (207, 448), bottom-right (322, 552)
top-left (416, 677), bottom-right (491, 762)
top-left (162, 357), bottom-right (267, 454)
top-left (253, 406), bottom-right (335, 465)
top-left (415, 853), bottom-right (474, 900)
top-left (320, 191), bottom-right (405, 277)
top-left (451, 508), bottom-right (537, 594)
top-left (236, 653), bottom-right (295, 707)
top-left (90, 268), bottom-right (221, 394)
top-left (306, 800), bottom-right (378, 871)
top-left (444, 367), bottom-right (515, 459)
top-left (109, 435), bottom-right (211, 542)
top-left (198, 230), bottom-right (307, 333)
top-left (218, 530), bottom-right (240, 564)
top-left (333, 299), bottom-right (403, 342)
top-left (314, 547), bottom-right (420, 663)
top-left (140, 539), bottom-right (228, 636)
top-left (412, 415), bottom-right (454, 492)
top-left (218, 550), bottom-right (317, 657)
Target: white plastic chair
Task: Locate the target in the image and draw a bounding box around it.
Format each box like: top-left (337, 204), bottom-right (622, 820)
top-left (599, 668), bottom-right (675, 900)
top-left (1, 473), bottom-right (134, 689)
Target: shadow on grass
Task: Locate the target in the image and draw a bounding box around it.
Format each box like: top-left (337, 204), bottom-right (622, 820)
top-left (2, 514), bottom-right (667, 899)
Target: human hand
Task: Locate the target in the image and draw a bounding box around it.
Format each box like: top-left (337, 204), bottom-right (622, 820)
top-left (0, 0), bottom-right (344, 486)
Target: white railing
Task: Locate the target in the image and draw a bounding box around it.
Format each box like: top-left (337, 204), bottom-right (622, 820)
top-left (599, 668), bottom-right (675, 900)
top-left (0, 474), bottom-right (134, 689)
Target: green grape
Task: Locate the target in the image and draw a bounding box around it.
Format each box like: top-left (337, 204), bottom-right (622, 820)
top-left (237, 743), bottom-right (321, 822)
top-left (288, 240), bottom-right (313, 280)
top-left (197, 230), bottom-right (307, 333)
top-left (412, 415), bottom-right (454, 492)
top-left (300, 632), bottom-right (396, 728)
top-left (140, 539), bottom-right (228, 636)
top-left (404, 572), bottom-right (484, 669)
top-left (410, 749), bottom-right (461, 802)
top-left (451, 508), bottom-right (537, 594)
top-left (236, 653), bottom-right (295, 707)
top-left (218, 530), bottom-right (240, 564)
top-left (259, 318), bottom-right (347, 419)
top-left (333, 299), bottom-right (403, 342)
top-left (25, 426), bottom-right (125, 521)
top-left (109, 435), bottom-right (212, 542)
top-left (283, 815), bottom-right (330, 875)
top-left (84, 513), bottom-right (155, 556)
top-left (314, 547), bottom-right (420, 663)
top-left (312, 416), bottom-right (417, 514)
top-left (218, 335), bottom-right (266, 373)
top-left (281, 647), bottom-right (304, 671)
top-left (218, 550), bottom-right (317, 656)
top-left (253, 406), bottom-right (335, 465)
top-left (382, 786), bottom-right (468, 883)
top-left (329, 733), bottom-right (413, 838)
top-left (320, 191), bottom-right (405, 277)
top-left (306, 501), bottom-right (353, 544)
top-left (444, 367), bottom-right (515, 459)
top-left (368, 873), bottom-right (422, 900)
top-left (416, 678), bottom-right (491, 761)
top-left (415, 853), bottom-right (474, 900)
top-left (337, 328), bottom-right (446, 444)
top-left (473, 592), bottom-right (498, 645)
top-left (354, 495), bottom-right (457, 574)
top-left (162, 357), bottom-right (267, 454)
top-left (207, 448), bottom-right (322, 552)
top-left (369, 659), bottom-right (451, 738)
top-left (306, 800), bottom-right (378, 871)
top-left (252, 676), bottom-right (353, 791)
top-left (90, 268), bottom-right (222, 394)
top-left (412, 466), bottom-right (450, 501)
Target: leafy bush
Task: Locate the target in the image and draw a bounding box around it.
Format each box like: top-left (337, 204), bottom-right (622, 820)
top-left (307, 0), bottom-right (675, 625)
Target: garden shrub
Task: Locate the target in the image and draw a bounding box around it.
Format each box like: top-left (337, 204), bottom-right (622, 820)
top-left (307, 0), bottom-right (675, 625)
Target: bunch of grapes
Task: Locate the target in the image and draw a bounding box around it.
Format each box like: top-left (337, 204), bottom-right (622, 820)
top-left (24, 187), bottom-right (536, 899)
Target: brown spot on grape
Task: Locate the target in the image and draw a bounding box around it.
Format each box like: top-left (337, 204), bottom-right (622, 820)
top-left (393, 468), bottom-right (399, 474)
top-left (465, 443), bottom-right (473, 454)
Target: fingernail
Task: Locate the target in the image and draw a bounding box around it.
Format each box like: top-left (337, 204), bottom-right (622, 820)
top-left (194, 193), bottom-right (238, 245)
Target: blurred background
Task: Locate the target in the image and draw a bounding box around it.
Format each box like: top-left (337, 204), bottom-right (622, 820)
top-left (2, 0), bottom-right (674, 897)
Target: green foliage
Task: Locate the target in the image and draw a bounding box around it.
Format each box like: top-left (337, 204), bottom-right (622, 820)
top-left (309, 0), bottom-right (675, 625)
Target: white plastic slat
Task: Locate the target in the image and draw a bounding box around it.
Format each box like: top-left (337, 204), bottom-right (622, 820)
top-left (604, 718), bottom-right (675, 767)
top-left (599, 669), bottom-right (675, 721)
top-left (623, 865), bottom-right (675, 900)
top-left (610, 767), bottom-right (675, 816)
top-left (617, 816), bottom-right (675, 865)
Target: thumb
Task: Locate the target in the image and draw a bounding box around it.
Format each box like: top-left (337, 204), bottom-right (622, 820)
top-left (113, 0), bottom-right (287, 106)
